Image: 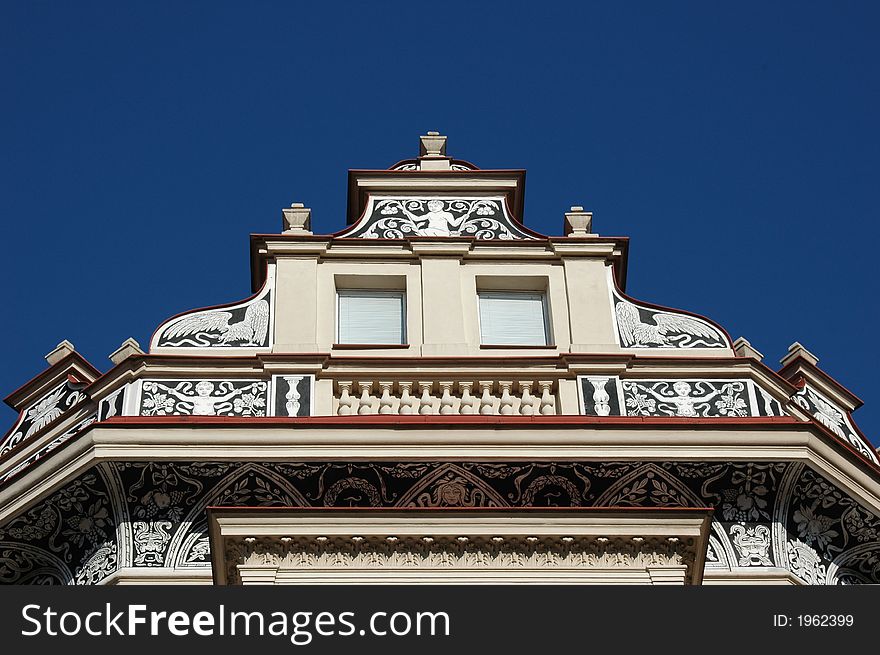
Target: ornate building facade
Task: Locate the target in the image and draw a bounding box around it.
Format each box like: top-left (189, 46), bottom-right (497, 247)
top-left (1, 133), bottom-right (878, 585)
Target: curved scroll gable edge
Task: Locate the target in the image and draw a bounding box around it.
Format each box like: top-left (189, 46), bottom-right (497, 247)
top-left (606, 267), bottom-right (733, 350)
top-left (149, 264), bottom-right (276, 352)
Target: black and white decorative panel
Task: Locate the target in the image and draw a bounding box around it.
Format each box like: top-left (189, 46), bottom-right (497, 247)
top-left (150, 266), bottom-right (275, 351)
top-left (0, 379), bottom-right (89, 457)
top-left (136, 380), bottom-right (269, 417)
top-left (98, 386), bottom-right (127, 422)
top-left (5, 460), bottom-right (880, 584)
top-left (792, 384), bottom-right (877, 465)
top-left (0, 412), bottom-right (97, 485)
top-left (578, 376), bottom-right (786, 419)
top-left (271, 374), bottom-right (314, 417)
top-left (608, 271), bottom-right (729, 349)
top-left (340, 196), bottom-right (536, 240)
top-left (578, 376), bottom-right (624, 416)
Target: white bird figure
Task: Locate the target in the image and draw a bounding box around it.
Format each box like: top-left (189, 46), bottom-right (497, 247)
top-left (161, 299), bottom-right (269, 346)
top-left (615, 300), bottom-right (724, 348)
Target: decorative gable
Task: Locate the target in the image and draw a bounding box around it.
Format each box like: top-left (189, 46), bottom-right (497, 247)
top-left (339, 196), bottom-right (537, 240)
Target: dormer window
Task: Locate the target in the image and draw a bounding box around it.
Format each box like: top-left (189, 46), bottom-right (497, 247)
top-left (336, 290), bottom-right (406, 345)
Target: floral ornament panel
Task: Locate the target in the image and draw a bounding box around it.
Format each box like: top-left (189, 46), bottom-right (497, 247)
top-left (0, 379), bottom-right (89, 458)
top-left (138, 380), bottom-right (269, 417)
top-left (578, 376), bottom-right (784, 418)
top-left (0, 468), bottom-right (116, 584)
top-left (792, 384), bottom-right (877, 465)
top-left (5, 459), bottom-right (880, 584)
top-left (341, 196), bottom-right (537, 240)
top-left (782, 466), bottom-right (880, 583)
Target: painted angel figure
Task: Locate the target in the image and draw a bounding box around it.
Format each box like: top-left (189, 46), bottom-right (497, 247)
top-left (398, 199), bottom-right (468, 236)
top-left (164, 380), bottom-right (243, 416)
top-left (642, 381), bottom-right (720, 417)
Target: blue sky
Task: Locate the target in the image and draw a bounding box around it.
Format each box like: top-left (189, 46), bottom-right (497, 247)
top-left (1, 2), bottom-right (877, 442)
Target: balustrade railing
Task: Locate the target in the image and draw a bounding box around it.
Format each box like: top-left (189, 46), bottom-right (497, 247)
top-left (334, 380), bottom-right (557, 416)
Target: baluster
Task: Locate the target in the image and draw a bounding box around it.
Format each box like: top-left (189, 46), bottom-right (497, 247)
top-left (538, 381), bottom-right (555, 415)
top-left (378, 381), bottom-right (394, 415)
top-left (518, 381), bottom-right (535, 415)
top-left (589, 377), bottom-right (611, 416)
top-left (357, 381), bottom-right (374, 415)
top-left (337, 381), bottom-right (354, 416)
top-left (479, 381), bottom-right (495, 415)
top-left (418, 381), bottom-right (434, 415)
top-left (499, 381), bottom-right (515, 415)
top-left (399, 382), bottom-right (414, 415)
top-left (439, 382), bottom-right (455, 415)
top-left (458, 381), bottom-right (475, 414)
top-left (283, 375), bottom-right (304, 417)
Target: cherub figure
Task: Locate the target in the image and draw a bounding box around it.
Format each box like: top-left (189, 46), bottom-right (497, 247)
top-left (165, 381), bottom-right (242, 416)
top-left (642, 381), bottom-right (721, 417)
top-left (399, 200), bottom-right (469, 236)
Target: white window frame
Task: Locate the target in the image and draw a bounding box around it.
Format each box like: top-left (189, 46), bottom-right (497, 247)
top-left (335, 289), bottom-right (407, 345)
top-left (477, 290), bottom-right (551, 346)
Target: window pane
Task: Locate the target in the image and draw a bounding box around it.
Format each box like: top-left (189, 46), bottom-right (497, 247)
top-left (337, 291), bottom-right (405, 344)
top-left (478, 292), bottom-right (548, 345)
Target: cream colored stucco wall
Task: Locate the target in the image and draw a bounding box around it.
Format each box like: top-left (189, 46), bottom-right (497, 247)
top-left (270, 243), bottom-right (726, 359)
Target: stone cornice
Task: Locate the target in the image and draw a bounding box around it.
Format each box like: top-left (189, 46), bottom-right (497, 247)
top-left (209, 508), bottom-right (711, 585)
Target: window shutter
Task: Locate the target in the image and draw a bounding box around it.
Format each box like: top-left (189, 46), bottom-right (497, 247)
top-left (337, 291), bottom-right (405, 344)
top-left (478, 291), bottom-right (548, 345)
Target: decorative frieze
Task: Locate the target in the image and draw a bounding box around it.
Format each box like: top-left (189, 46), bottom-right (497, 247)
top-left (4, 460), bottom-right (880, 585)
top-left (578, 376), bottom-right (784, 418)
top-left (791, 384), bottom-right (877, 464)
top-left (224, 534), bottom-right (689, 585)
top-left (340, 196), bottom-right (536, 240)
top-left (138, 380), bottom-right (269, 417)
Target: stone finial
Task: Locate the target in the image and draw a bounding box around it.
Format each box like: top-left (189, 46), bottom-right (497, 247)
top-left (419, 131), bottom-right (447, 158)
top-left (732, 337), bottom-right (764, 361)
top-left (109, 337), bottom-right (144, 365)
top-left (780, 342), bottom-right (819, 368)
top-left (282, 202), bottom-right (312, 234)
top-left (564, 206), bottom-right (594, 236)
top-left (45, 340), bottom-right (76, 366)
